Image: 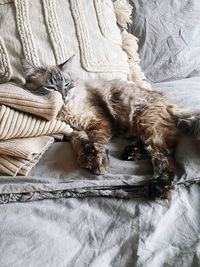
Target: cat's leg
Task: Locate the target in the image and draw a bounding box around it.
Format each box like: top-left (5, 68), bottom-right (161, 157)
top-left (70, 130), bottom-right (108, 174)
top-left (132, 103), bottom-right (180, 200)
top-left (71, 120), bottom-right (112, 175)
top-left (80, 120), bottom-right (112, 175)
top-left (143, 129), bottom-right (178, 199)
top-left (121, 138), bottom-right (149, 161)
top-left (78, 142), bottom-right (109, 175)
top-left (148, 149), bottom-right (176, 200)
top-left (70, 130), bottom-right (91, 168)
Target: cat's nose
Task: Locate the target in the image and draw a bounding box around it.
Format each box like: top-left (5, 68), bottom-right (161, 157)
top-left (62, 96), bottom-right (67, 103)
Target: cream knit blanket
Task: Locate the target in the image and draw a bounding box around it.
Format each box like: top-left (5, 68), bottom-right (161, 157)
top-left (0, 83), bottom-right (72, 176)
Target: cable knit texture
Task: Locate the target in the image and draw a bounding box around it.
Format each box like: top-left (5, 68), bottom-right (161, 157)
top-left (69, 0), bottom-right (129, 73)
top-left (42, 0), bottom-right (69, 64)
top-left (0, 36), bottom-right (12, 83)
top-left (0, 0), bottom-right (148, 84)
top-left (14, 0), bottom-right (40, 66)
top-left (0, 0), bottom-right (135, 83)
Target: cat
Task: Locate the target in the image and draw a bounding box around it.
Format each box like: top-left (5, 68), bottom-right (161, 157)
top-left (21, 56), bottom-right (200, 199)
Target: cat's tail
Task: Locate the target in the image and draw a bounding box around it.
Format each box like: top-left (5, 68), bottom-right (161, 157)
top-left (174, 110), bottom-right (200, 139)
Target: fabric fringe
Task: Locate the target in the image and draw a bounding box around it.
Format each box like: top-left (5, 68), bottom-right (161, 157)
top-left (121, 30), bottom-right (151, 90)
top-left (128, 59), bottom-right (151, 90)
top-left (113, 0), bottom-right (151, 90)
top-left (113, 0), bottom-right (132, 28)
top-left (42, 0), bottom-right (68, 64)
top-left (121, 30), bottom-right (139, 59)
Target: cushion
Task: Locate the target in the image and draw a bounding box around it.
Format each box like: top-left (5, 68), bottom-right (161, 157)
top-left (129, 0), bottom-right (200, 83)
top-left (0, 0), bottom-right (148, 88)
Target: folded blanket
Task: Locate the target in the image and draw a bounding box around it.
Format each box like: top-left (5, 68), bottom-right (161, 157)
top-left (0, 137), bottom-right (54, 176)
top-left (0, 136), bottom-right (55, 160)
top-left (0, 83), bottom-right (72, 176)
top-left (0, 83), bottom-right (64, 120)
top-left (0, 105), bottom-right (72, 140)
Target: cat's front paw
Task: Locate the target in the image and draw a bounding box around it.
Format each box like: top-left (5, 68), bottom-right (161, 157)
top-left (78, 143), bottom-right (109, 175)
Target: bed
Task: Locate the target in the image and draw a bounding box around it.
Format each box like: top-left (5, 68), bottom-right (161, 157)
top-left (0, 0), bottom-right (199, 266)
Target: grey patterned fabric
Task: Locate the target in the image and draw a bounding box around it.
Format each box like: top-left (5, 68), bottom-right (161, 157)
top-left (129, 0), bottom-right (200, 83)
top-left (0, 180), bottom-right (199, 204)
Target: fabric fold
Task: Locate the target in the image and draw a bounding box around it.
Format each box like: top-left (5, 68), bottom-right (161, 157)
top-left (0, 83), bottom-right (72, 176)
top-left (0, 136), bottom-right (55, 160)
top-left (0, 83), bottom-right (64, 120)
top-left (0, 105), bottom-right (72, 140)
top-left (0, 136), bottom-right (54, 176)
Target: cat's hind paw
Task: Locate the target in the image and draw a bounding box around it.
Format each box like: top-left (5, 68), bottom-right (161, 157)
top-left (147, 179), bottom-right (173, 201)
top-left (121, 140), bottom-right (148, 161)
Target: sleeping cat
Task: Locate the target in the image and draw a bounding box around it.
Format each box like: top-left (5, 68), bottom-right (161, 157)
top-left (21, 56), bottom-right (200, 199)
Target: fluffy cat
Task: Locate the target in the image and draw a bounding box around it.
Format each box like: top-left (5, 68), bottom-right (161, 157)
top-left (21, 57), bottom-right (200, 199)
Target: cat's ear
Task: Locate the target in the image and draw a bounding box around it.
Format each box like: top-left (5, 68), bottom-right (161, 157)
top-left (58, 54), bottom-right (75, 73)
top-left (21, 59), bottom-right (45, 78)
top-left (21, 59), bottom-right (37, 78)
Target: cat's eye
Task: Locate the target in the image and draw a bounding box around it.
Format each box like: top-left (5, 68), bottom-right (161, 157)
top-left (65, 81), bottom-right (75, 90)
top-left (46, 85), bottom-right (55, 90)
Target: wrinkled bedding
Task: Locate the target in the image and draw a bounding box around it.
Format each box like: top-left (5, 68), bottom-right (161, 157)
top-left (129, 0), bottom-right (200, 83)
top-left (0, 77), bottom-right (200, 266)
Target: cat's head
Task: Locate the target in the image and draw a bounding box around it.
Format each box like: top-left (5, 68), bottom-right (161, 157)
top-left (21, 55), bottom-right (75, 102)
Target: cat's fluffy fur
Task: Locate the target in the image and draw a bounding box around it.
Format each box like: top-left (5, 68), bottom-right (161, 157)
top-left (22, 58), bottom-right (200, 199)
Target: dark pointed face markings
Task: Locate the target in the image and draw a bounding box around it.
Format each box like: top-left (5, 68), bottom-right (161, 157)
top-left (21, 56), bottom-right (76, 102)
top-left (46, 71), bottom-right (75, 101)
